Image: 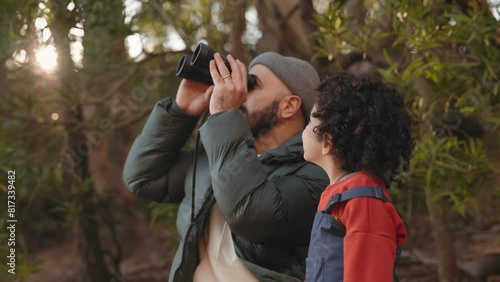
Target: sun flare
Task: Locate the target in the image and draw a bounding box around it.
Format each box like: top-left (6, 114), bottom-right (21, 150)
top-left (35, 45), bottom-right (58, 73)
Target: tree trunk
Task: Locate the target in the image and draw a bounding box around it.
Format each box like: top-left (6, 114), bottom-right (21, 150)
top-left (255, 0), bottom-right (281, 53)
top-left (62, 119), bottom-right (114, 282)
top-left (82, 0), bottom-right (136, 211)
top-left (229, 0), bottom-right (247, 63)
top-left (299, 0), bottom-right (317, 59)
top-left (414, 74), bottom-right (459, 282)
top-left (253, 0), bottom-right (317, 59)
top-left (50, 1), bottom-right (115, 280)
top-left (423, 186), bottom-right (459, 282)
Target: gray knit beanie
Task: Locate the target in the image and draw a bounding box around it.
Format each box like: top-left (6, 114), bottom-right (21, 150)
top-left (249, 52), bottom-right (319, 121)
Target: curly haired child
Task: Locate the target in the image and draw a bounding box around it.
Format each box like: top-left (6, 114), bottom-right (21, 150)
top-left (303, 71), bottom-right (415, 282)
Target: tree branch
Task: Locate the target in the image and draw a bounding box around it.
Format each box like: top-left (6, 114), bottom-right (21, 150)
top-left (37, 97), bottom-right (72, 107)
top-left (279, 4), bottom-right (300, 27)
top-left (149, 0), bottom-right (192, 47)
top-left (81, 67), bottom-right (137, 104)
top-left (0, 111), bottom-right (79, 126)
top-left (114, 106), bottom-right (153, 129)
top-left (141, 49), bottom-right (187, 59)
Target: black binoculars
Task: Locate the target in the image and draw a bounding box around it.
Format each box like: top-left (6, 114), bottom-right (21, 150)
top-left (176, 43), bottom-right (257, 90)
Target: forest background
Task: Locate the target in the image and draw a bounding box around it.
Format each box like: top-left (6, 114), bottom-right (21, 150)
top-left (0, 0), bottom-right (499, 281)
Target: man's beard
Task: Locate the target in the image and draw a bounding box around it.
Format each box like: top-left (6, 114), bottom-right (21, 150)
top-left (244, 100), bottom-right (281, 139)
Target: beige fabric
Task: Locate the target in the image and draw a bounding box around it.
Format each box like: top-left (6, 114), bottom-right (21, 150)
top-left (194, 204), bottom-right (258, 282)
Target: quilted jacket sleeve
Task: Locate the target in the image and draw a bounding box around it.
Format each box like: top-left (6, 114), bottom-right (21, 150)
top-left (122, 97), bottom-right (199, 203)
top-left (199, 109), bottom-right (328, 246)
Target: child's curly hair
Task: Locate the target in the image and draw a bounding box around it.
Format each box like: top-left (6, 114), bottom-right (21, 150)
top-left (312, 71), bottom-right (415, 186)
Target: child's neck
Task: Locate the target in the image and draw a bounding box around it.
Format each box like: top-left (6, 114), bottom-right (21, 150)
top-left (330, 170), bottom-right (349, 185)
top-left (319, 158), bottom-right (348, 185)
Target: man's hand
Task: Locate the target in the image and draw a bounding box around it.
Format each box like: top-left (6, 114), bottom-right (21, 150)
top-left (208, 53), bottom-right (248, 115)
top-left (175, 79), bottom-right (214, 117)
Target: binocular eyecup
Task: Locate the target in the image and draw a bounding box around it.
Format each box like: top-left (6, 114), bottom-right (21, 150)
top-left (176, 43), bottom-right (256, 90)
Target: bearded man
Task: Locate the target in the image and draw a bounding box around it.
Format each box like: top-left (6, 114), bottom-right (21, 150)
top-left (123, 51), bottom-right (328, 282)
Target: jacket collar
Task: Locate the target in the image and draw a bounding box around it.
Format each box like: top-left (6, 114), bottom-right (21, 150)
top-left (259, 132), bottom-right (304, 164)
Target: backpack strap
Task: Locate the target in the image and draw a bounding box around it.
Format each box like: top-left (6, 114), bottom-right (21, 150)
top-left (324, 186), bottom-right (389, 214)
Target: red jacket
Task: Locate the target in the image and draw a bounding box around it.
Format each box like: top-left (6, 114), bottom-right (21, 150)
top-left (317, 172), bottom-right (407, 282)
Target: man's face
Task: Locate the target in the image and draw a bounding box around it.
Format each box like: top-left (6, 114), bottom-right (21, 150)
top-left (241, 65), bottom-right (291, 139)
top-left (245, 100), bottom-right (280, 139)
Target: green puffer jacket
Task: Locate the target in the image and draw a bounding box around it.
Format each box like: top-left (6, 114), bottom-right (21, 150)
top-left (123, 97), bottom-right (328, 282)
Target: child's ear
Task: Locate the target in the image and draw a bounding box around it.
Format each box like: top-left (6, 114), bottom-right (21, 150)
top-left (322, 133), bottom-right (333, 155)
top-left (279, 95), bottom-right (302, 119)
